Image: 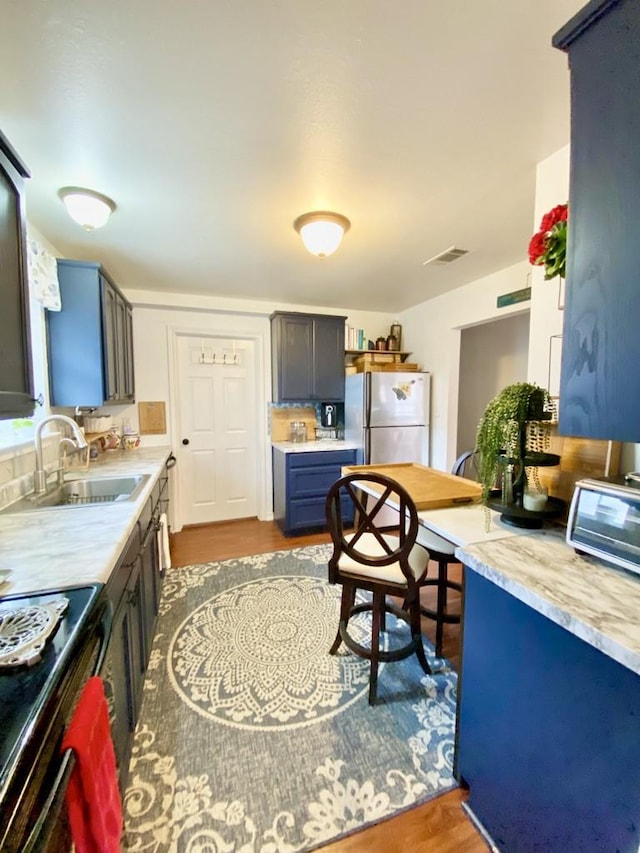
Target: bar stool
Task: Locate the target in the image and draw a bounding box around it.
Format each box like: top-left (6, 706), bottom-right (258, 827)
top-left (415, 451), bottom-right (476, 657)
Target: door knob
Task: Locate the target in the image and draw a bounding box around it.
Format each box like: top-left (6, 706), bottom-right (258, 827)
top-left (182, 438), bottom-right (190, 445)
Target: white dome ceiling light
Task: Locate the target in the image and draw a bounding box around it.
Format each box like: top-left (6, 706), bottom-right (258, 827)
top-left (58, 187), bottom-right (116, 231)
top-left (293, 211), bottom-right (351, 258)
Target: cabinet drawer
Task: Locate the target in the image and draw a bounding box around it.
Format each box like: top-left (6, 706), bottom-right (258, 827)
top-left (287, 450), bottom-right (357, 469)
top-left (288, 465), bottom-right (343, 499)
top-left (289, 496), bottom-right (354, 530)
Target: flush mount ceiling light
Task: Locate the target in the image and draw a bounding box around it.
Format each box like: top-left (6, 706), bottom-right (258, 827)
top-left (58, 186), bottom-right (116, 231)
top-left (293, 211), bottom-right (351, 258)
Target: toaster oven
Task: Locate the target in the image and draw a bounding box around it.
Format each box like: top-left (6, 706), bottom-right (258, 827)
top-left (566, 477), bottom-right (640, 577)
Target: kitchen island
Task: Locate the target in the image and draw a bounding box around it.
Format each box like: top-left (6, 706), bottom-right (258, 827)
top-left (455, 530), bottom-right (640, 853)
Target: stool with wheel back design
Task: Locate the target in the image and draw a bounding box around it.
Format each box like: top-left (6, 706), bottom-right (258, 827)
top-left (325, 472), bottom-right (432, 705)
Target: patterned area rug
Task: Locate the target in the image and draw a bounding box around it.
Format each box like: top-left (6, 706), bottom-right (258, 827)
top-left (122, 545), bottom-right (458, 852)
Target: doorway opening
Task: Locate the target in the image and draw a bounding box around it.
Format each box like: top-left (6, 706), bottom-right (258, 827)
top-left (456, 312), bottom-right (530, 463)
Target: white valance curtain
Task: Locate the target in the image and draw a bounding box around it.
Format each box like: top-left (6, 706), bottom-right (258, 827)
top-left (26, 227), bottom-right (61, 311)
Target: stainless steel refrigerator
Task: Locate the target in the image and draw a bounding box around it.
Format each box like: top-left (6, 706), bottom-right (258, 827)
top-left (344, 371), bottom-right (431, 464)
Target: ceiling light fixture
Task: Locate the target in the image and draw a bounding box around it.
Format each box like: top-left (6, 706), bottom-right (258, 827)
top-left (58, 186), bottom-right (116, 231)
top-left (293, 211), bottom-right (350, 258)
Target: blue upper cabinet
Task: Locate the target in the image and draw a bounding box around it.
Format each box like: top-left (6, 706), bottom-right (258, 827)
top-left (554, 0), bottom-right (640, 441)
top-left (271, 311), bottom-right (346, 402)
top-left (48, 260), bottom-right (135, 407)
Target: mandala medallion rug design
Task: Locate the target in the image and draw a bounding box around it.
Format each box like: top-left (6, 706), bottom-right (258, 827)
top-left (123, 545), bottom-right (458, 852)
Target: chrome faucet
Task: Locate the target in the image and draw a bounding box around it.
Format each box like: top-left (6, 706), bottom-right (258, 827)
top-left (34, 415), bottom-right (89, 494)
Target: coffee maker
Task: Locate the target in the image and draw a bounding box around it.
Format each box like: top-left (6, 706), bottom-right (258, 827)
top-left (320, 403), bottom-right (336, 427)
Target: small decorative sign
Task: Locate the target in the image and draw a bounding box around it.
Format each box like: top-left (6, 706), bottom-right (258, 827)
top-left (497, 286), bottom-right (532, 308)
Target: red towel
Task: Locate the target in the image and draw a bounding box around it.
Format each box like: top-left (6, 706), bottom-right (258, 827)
top-left (61, 676), bottom-right (123, 853)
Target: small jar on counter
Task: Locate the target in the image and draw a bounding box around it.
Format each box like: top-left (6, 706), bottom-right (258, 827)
top-left (289, 421), bottom-right (307, 442)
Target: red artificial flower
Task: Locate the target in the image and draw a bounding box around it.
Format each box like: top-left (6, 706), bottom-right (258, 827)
top-left (528, 203), bottom-right (568, 280)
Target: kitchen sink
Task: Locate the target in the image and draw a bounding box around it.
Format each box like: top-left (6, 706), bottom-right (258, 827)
top-left (1, 474), bottom-right (150, 513)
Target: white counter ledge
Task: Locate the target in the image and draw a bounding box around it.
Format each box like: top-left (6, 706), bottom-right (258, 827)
top-left (456, 529), bottom-right (640, 675)
top-left (272, 440), bottom-right (360, 453)
top-left (0, 446), bottom-right (172, 598)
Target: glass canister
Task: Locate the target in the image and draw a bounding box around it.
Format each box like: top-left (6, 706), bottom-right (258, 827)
top-left (390, 321), bottom-right (402, 350)
top-left (289, 421), bottom-right (307, 443)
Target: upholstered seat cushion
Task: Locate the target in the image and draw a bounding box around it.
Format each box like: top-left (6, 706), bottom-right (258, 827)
top-left (415, 525), bottom-right (456, 556)
top-left (337, 533), bottom-right (430, 585)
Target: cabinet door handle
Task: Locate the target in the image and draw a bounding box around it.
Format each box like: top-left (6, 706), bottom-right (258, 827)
top-left (182, 438), bottom-right (190, 445)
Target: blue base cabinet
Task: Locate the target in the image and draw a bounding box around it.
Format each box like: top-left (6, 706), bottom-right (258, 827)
top-left (456, 569), bottom-right (640, 853)
top-left (273, 448), bottom-right (358, 535)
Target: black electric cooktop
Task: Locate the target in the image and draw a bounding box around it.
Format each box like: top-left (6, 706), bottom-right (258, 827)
top-left (0, 584), bottom-right (104, 804)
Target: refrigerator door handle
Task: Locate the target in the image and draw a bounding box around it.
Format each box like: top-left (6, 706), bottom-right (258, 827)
top-left (364, 371), bottom-right (371, 428)
top-left (364, 428), bottom-right (371, 465)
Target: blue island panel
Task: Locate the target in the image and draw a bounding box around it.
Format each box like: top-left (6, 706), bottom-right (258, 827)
top-left (457, 569), bottom-right (640, 853)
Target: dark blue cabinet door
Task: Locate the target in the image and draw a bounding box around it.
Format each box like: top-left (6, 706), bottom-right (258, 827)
top-left (313, 317), bottom-right (345, 401)
top-left (554, 0), bottom-right (640, 441)
top-left (0, 133), bottom-right (33, 419)
top-left (48, 259), bottom-right (135, 406)
top-left (273, 313), bottom-right (314, 401)
top-left (271, 312), bottom-right (346, 402)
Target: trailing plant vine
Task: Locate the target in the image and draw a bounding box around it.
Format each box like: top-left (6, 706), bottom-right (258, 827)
top-left (474, 382), bottom-right (555, 505)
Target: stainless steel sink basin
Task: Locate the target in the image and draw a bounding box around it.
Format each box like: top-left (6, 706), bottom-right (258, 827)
top-left (1, 474), bottom-right (150, 513)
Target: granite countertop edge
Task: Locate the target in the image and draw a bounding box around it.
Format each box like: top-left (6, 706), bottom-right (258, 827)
top-left (456, 529), bottom-right (640, 676)
top-left (272, 440), bottom-right (360, 452)
top-left (0, 446), bottom-right (173, 598)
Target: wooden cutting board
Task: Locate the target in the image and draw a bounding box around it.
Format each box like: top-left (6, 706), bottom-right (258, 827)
top-left (341, 462), bottom-right (482, 509)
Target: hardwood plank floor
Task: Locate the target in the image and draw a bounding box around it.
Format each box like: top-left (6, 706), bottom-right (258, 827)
top-left (169, 518), bottom-right (488, 853)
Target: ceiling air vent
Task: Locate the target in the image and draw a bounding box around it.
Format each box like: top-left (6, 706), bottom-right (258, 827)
top-left (422, 245), bottom-right (469, 266)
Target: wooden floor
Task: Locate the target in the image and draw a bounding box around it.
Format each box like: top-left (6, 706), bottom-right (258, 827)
top-left (169, 518), bottom-right (488, 853)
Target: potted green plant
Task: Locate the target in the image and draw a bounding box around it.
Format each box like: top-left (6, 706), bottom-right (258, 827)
top-left (474, 382), bottom-right (556, 508)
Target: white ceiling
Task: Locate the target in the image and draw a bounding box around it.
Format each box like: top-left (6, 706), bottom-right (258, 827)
top-left (2, 0), bottom-right (585, 313)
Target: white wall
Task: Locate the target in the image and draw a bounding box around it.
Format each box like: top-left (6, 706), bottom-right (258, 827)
top-left (117, 292), bottom-right (393, 526)
top-left (527, 145), bottom-right (569, 388)
top-left (400, 144), bottom-right (576, 472)
top-left (399, 261), bottom-right (531, 471)
top-left (457, 312), bottom-right (530, 456)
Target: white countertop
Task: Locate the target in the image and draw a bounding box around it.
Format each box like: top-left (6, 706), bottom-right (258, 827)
top-left (0, 447), bottom-right (172, 598)
top-left (417, 503), bottom-right (526, 547)
top-left (457, 530), bottom-right (640, 676)
top-left (272, 440), bottom-right (360, 453)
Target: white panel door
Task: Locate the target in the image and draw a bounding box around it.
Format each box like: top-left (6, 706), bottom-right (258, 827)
top-left (177, 335), bottom-right (257, 525)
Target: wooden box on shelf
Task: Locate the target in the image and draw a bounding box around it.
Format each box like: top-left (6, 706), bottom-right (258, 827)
top-left (353, 352), bottom-right (402, 372)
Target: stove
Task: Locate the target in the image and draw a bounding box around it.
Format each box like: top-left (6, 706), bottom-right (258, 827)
top-left (0, 584), bottom-right (106, 851)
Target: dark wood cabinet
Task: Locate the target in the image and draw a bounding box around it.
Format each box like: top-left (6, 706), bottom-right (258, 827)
top-left (273, 447), bottom-right (357, 534)
top-left (271, 311), bottom-right (346, 402)
top-left (47, 259), bottom-right (135, 406)
top-left (553, 0), bottom-right (640, 441)
top-left (104, 457), bottom-right (171, 784)
top-left (0, 132), bottom-right (34, 419)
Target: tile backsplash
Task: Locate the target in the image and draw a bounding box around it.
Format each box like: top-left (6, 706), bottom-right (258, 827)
top-left (0, 437), bottom-right (81, 510)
